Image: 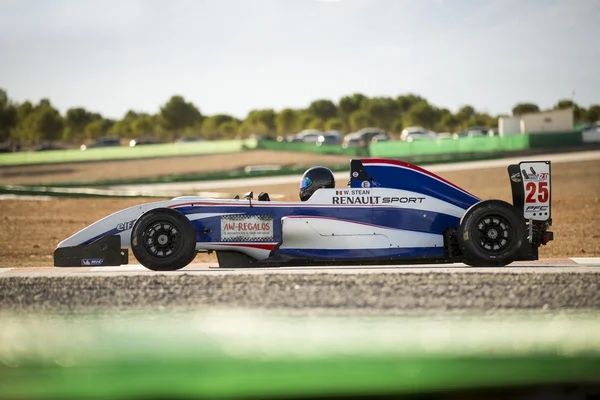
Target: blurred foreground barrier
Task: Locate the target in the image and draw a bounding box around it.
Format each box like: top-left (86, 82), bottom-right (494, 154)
top-left (0, 139), bottom-right (258, 166)
top-left (0, 310), bottom-right (599, 399)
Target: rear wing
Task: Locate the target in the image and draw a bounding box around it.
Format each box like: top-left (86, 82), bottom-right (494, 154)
top-left (507, 161), bottom-right (551, 222)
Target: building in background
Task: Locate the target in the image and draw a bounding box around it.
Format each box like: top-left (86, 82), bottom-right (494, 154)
top-left (520, 108), bottom-right (574, 133)
top-left (498, 108), bottom-right (574, 135)
top-left (498, 117), bottom-right (523, 135)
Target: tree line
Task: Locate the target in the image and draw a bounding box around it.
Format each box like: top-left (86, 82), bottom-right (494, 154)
top-left (1, 88), bottom-right (598, 144)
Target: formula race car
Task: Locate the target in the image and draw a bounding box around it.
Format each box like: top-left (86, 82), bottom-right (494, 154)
top-left (54, 158), bottom-right (554, 270)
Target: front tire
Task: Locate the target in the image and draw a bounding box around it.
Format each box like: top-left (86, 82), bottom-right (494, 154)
top-left (457, 200), bottom-right (526, 267)
top-left (131, 208), bottom-right (197, 271)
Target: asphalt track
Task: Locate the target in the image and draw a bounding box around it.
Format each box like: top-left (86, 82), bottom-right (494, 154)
top-left (1, 258), bottom-right (599, 312)
top-left (2, 257), bottom-right (600, 276)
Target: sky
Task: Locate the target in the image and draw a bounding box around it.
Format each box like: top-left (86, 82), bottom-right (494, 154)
top-left (1, 0), bottom-right (599, 120)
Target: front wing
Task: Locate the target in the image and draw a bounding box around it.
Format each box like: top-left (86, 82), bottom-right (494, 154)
top-left (54, 235), bottom-right (129, 267)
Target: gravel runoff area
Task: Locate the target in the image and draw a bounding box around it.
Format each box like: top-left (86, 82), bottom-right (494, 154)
top-left (1, 272), bottom-right (599, 312)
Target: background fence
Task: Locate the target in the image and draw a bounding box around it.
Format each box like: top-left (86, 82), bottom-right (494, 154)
top-left (259, 131), bottom-right (587, 162)
top-left (0, 131), bottom-right (591, 167)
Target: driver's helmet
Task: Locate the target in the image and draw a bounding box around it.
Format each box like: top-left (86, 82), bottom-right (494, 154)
top-left (300, 166), bottom-right (336, 202)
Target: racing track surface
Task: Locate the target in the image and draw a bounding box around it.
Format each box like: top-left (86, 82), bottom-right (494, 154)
top-left (1, 258), bottom-right (599, 312)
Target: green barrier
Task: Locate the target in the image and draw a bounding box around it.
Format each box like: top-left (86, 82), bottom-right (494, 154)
top-left (370, 135), bottom-right (532, 159)
top-left (0, 139), bottom-right (258, 166)
top-left (0, 310), bottom-right (599, 399)
top-left (499, 133), bottom-right (529, 151)
top-left (257, 132), bottom-right (581, 161)
top-left (527, 131), bottom-right (582, 149)
top-left (369, 141), bottom-right (411, 158)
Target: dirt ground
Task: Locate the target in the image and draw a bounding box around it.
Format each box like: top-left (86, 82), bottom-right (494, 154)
top-left (0, 150), bottom-right (351, 185)
top-left (1, 159), bottom-right (598, 268)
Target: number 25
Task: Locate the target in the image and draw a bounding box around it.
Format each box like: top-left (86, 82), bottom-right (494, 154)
top-left (526, 182), bottom-right (548, 203)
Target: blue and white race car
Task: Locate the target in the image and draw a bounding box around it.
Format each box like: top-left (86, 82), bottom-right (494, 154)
top-left (54, 158), bottom-right (554, 270)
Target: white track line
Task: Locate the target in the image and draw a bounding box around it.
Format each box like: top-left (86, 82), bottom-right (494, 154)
top-left (570, 257), bottom-right (600, 266)
top-left (90, 265), bottom-right (149, 272)
top-left (3, 258), bottom-right (600, 278)
top-left (0, 195), bottom-right (53, 201)
top-left (3, 266), bottom-right (599, 278)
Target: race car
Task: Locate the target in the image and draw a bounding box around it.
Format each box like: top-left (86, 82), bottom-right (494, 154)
top-left (54, 158), bottom-right (554, 270)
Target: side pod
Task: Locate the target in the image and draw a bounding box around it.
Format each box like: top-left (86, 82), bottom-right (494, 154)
top-left (54, 235), bottom-right (129, 267)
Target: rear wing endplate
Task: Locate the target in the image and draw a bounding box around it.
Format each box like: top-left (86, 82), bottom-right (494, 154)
top-left (507, 161), bottom-right (551, 222)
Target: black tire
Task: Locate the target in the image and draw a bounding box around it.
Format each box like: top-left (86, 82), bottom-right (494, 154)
top-left (131, 208), bottom-right (197, 271)
top-left (457, 200), bottom-right (526, 267)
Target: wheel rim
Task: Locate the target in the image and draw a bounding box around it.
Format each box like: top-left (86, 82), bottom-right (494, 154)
top-left (474, 214), bottom-right (511, 253)
top-left (142, 221), bottom-right (180, 258)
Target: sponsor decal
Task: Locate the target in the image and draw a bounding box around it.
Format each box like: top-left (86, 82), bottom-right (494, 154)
top-left (381, 197), bottom-right (426, 204)
top-left (510, 172), bottom-right (522, 183)
top-left (335, 189), bottom-right (371, 196)
top-left (521, 167), bottom-right (548, 181)
top-left (82, 258), bottom-right (104, 266)
top-left (221, 215), bottom-right (273, 241)
top-left (361, 181), bottom-right (371, 188)
top-left (332, 196), bottom-right (378, 205)
top-left (521, 162), bottom-right (551, 221)
top-left (117, 219), bottom-right (135, 231)
top-left (352, 171), bottom-right (359, 178)
top-left (332, 195), bottom-right (426, 205)
top-left (525, 205), bottom-right (549, 212)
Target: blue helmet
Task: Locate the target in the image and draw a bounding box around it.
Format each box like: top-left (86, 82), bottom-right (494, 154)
top-left (300, 166), bottom-right (335, 201)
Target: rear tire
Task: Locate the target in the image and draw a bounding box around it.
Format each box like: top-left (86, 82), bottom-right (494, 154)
top-left (458, 200), bottom-right (526, 267)
top-left (131, 208), bottom-right (197, 271)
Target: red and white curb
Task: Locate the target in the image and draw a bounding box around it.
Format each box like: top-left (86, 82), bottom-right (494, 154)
top-left (0, 258), bottom-right (599, 277)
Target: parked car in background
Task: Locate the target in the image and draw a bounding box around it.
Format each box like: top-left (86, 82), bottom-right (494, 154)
top-left (277, 135), bottom-right (294, 142)
top-left (341, 132), bottom-right (362, 148)
top-left (371, 132), bottom-right (390, 144)
top-left (316, 131), bottom-right (342, 146)
top-left (0, 141), bottom-right (21, 152)
top-left (295, 129), bottom-right (323, 144)
top-left (582, 122), bottom-right (600, 143)
top-left (129, 137), bottom-right (159, 147)
top-left (176, 137), bottom-right (205, 143)
top-left (400, 127), bottom-right (437, 142)
top-left (33, 143), bottom-right (67, 151)
top-left (356, 127), bottom-right (390, 143)
top-left (80, 137), bottom-right (121, 151)
top-left (455, 126), bottom-right (491, 138)
top-left (436, 132), bottom-right (456, 139)
top-left (581, 122), bottom-right (600, 134)
top-left (342, 128), bottom-right (391, 148)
